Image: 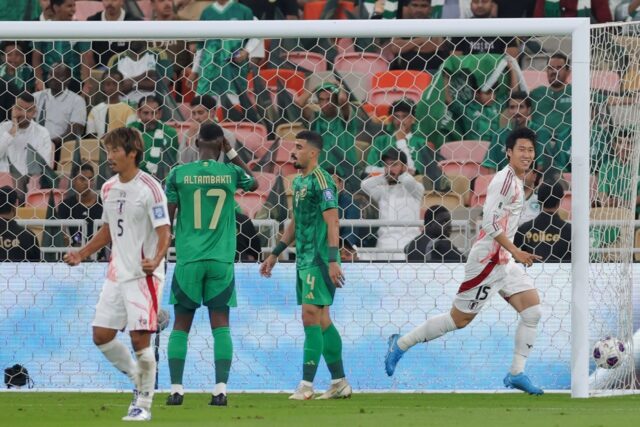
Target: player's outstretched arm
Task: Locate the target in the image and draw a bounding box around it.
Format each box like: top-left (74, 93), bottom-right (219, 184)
top-left (322, 208), bottom-right (344, 288)
top-left (142, 225), bottom-right (172, 275)
top-left (63, 224), bottom-right (112, 266)
top-left (259, 215), bottom-right (296, 278)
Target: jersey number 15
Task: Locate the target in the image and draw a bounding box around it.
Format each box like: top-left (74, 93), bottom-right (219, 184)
top-left (193, 188), bottom-right (226, 230)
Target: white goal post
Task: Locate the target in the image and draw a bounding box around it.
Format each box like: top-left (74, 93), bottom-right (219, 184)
top-left (0, 18), bottom-right (592, 397)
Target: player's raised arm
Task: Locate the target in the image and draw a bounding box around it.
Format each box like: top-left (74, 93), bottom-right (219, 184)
top-left (259, 214), bottom-right (295, 278)
top-left (63, 223), bottom-right (112, 266)
top-left (322, 207), bottom-right (344, 288)
top-left (222, 137), bottom-right (258, 192)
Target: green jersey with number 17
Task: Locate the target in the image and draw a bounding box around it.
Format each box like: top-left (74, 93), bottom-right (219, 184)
top-left (165, 160), bottom-right (256, 264)
top-left (292, 166), bottom-right (339, 269)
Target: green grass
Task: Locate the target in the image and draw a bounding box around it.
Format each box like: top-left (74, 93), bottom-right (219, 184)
top-left (1, 393), bottom-right (639, 426)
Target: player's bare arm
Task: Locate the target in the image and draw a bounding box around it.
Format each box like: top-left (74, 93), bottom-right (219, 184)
top-left (167, 203), bottom-right (178, 230)
top-left (141, 224), bottom-right (172, 275)
top-left (322, 207), bottom-right (344, 288)
top-left (63, 224), bottom-right (112, 266)
top-left (260, 215), bottom-right (296, 278)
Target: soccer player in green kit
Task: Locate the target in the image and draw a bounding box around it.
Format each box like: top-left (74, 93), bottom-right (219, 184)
top-left (164, 123), bottom-right (257, 406)
top-left (260, 130), bottom-right (352, 400)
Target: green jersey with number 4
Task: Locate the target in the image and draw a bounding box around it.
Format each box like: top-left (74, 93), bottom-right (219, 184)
top-left (292, 167), bottom-right (339, 269)
top-left (165, 160), bottom-right (256, 264)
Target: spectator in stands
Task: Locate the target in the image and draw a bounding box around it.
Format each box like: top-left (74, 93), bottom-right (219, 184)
top-left (0, 42), bottom-right (36, 94)
top-left (361, 148), bottom-right (424, 260)
top-left (530, 53), bottom-right (572, 138)
top-left (367, 100), bottom-right (432, 177)
top-left (295, 82), bottom-right (359, 188)
top-left (176, 0), bottom-right (212, 20)
top-left (385, 0), bottom-right (449, 73)
top-left (179, 95), bottom-right (237, 164)
top-left (494, 0), bottom-right (535, 17)
top-left (37, 0), bottom-right (54, 21)
top-left (514, 182), bottom-right (571, 262)
top-left (0, 79), bottom-right (16, 123)
top-left (236, 212), bottom-right (262, 261)
top-left (405, 204), bottom-right (466, 262)
top-left (454, 74), bottom-right (501, 142)
top-left (597, 128), bottom-right (640, 216)
top-left (534, 0), bottom-right (613, 24)
top-left (481, 91), bottom-right (552, 173)
top-left (33, 0), bottom-right (95, 93)
top-left (0, 92), bottom-right (53, 194)
top-left (0, 0), bottom-right (43, 21)
top-left (240, 0), bottom-right (299, 19)
top-left (87, 0), bottom-right (142, 68)
top-left (327, 167), bottom-right (364, 249)
top-left (86, 69), bottom-right (136, 138)
top-left (0, 186), bottom-right (41, 262)
top-left (150, 0), bottom-right (193, 95)
top-left (34, 63), bottom-right (87, 163)
top-left (452, 0), bottom-right (519, 58)
top-left (108, 40), bottom-right (173, 107)
top-left (340, 238), bottom-right (359, 262)
top-left (188, 0), bottom-right (259, 104)
top-left (56, 162), bottom-right (103, 247)
top-left (128, 95), bottom-right (179, 182)
top-left (520, 167), bottom-right (542, 225)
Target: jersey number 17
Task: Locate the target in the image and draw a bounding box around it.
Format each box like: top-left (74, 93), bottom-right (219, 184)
top-left (193, 188), bottom-right (226, 230)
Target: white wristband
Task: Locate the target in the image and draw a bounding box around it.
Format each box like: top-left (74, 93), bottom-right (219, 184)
top-left (226, 148), bottom-right (238, 160)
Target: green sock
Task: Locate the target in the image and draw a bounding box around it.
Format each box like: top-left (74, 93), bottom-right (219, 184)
top-left (167, 330), bottom-right (189, 385)
top-left (213, 327), bottom-right (232, 384)
top-left (302, 325), bottom-right (323, 383)
top-left (322, 323), bottom-right (345, 379)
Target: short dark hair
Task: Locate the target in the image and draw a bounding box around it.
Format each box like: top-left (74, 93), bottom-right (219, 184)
top-left (391, 99), bottom-right (414, 116)
top-left (16, 92), bottom-right (34, 104)
top-left (102, 127), bottom-right (144, 166)
top-left (506, 127), bottom-right (536, 152)
top-left (550, 53), bottom-right (570, 67)
top-left (510, 91), bottom-right (532, 109)
top-left (137, 95), bottom-right (162, 109)
top-left (423, 204), bottom-right (451, 238)
top-left (0, 186), bottom-right (17, 215)
top-left (296, 130), bottom-right (323, 150)
top-left (199, 122), bottom-right (224, 141)
top-left (537, 182), bottom-right (564, 209)
top-left (381, 147), bottom-right (408, 164)
top-left (190, 95), bottom-right (217, 109)
top-left (79, 163), bottom-right (95, 176)
top-left (1, 40), bottom-right (28, 52)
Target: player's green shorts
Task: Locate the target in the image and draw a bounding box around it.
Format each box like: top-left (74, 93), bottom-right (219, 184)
top-left (170, 260), bottom-right (237, 310)
top-left (296, 264), bottom-right (336, 306)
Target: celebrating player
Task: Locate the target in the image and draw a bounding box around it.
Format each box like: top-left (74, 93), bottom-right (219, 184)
top-left (164, 123), bottom-right (257, 406)
top-left (64, 127), bottom-right (171, 421)
top-left (260, 130), bottom-right (352, 400)
top-left (385, 127), bottom-right (545, 395)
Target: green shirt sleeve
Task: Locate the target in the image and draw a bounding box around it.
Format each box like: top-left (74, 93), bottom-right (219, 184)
top-left (165, 167), bottom-right (178, 204)
top-left (314, 171), bottom-right (339, 212)
top-left (234, 165), bottom-right (256, 191)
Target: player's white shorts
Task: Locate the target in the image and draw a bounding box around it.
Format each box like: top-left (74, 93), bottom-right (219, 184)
top-left (453, 259), bottom-right (535, 314)
top-left (92, 276), bottom-right (164, 331)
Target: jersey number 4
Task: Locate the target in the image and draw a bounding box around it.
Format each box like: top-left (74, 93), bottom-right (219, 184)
top-left (193, 188), bottom-right (226, 230)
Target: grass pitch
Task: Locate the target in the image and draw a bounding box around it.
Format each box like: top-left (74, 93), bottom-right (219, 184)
top-left (1, 392), bottom-right (639, 426)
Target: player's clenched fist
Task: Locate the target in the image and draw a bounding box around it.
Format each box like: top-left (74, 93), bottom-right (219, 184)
top-left (63, 251), bottom-right (83, 266)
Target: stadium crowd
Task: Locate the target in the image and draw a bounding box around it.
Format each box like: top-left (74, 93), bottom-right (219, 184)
top-left (0, 0), bottom-right (637, 262)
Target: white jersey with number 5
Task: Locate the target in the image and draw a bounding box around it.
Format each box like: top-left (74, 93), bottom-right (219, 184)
top-left (468, 165), bottom-right (524, 268)
top-left (101, 170), bottom-right (170, 282)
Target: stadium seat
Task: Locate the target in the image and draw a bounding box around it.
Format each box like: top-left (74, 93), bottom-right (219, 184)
top-left (26, 189), bottom-right (64, 208)
top-left (591, 70), bottom-right (620, 93)
top-left (0, 172), bottom-right (15, 188)
top-left (283, 173), bottom-right (298, 211)
top-left (251, 172), bottom-right (277, 198)
top-left (522, 69), bottom-right (548, 91)
top-left (137, 0), bottom-right (153, 20)
top-left (422, 191), bottom-right (462, 212)
top-left (75, 1), bottom-right (104, 21)
top-left (273, 139), bottom-right (298, 176)
top-left (303, 1), bottom-right (355, 20)
top-left (235, 193), bottom-right (266, 218)
top-left (367, 87), bottom-right (422, 108)
top-left (469, 174), bottom-right (494, 207)
top-left (287, 51), bottom-right (328, 73)
top-left (355, 140), bottom-right (371, 166)
top-left (446, 174), bottom-right (471, 205)
top-left (371, 70), bottom-right (432, 92)
top-left (16, 206), bottom-right (47, 220)
top-left (275, 122), bottom-right (306, 140)
top-left (257, 69), bottom-right (306, 95)
top-left (219, 122), bottom-right (272, 160)
top-left (334, 52), bottom-right (390, 76)
top-left (440, 140), bottom-right (489, 163)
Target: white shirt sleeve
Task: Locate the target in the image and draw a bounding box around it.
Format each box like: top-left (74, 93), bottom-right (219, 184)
top-left (361, 175), bottom-right (387, 202)
top-left (86, 107), bottom-right (97, 136)
top-left (0, 125), bottom-right (12, 160)
top-left (481, 173), bottom-right (513, 238)
top-left (70, 94), bottom-right (87, 126)
top-left (35, 126), bottom-right (53, 168)
top-left (398, 172), bottom-right (425, 200)
top-left (145, 184), bottom-right (171, 229)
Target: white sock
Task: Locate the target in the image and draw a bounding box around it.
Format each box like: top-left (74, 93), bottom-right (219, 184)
top-left (213, 382), bottom-right (226, 396)
top-left (300, 380), bottom-right (313, 388)
top-left (331, 378), bottom-right (345, 385)
top-left (97, 339), bottom-right (138, 386)
top-left (397, 313), bottom-right (457, 351)
top-left (510, 305), bottom-right (541, 375)
top-left (170, 384), bottom-right (184, 395)
top-left (135, 347), bottom-right (156, 410)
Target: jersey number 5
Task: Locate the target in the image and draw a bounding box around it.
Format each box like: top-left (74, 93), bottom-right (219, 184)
top-left (193, 188), bottom-right (226, 230)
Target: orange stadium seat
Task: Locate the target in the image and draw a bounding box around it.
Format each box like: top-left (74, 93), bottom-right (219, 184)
top-left (470, 174), bottom-right (494, 207)
top-left (74, 1), bottom-right (104, 20)
top-left (334, 52), bottom-right (390, 76)
top-left (257, 69), bottom-right (306, 95)
top-left (219, 122), bottom-right (272, 160)
top-left (235, 193), bottom-right (266, 218)
top-left (26, 189), bottom-right (64, 208)
top-left (303, 1), bottom-right (355, 20)
top-left (367, 87), bottom-right (422, 107)
top-left (372, 70), bottom-right (432, 92)
top-left (439, 140), bottom-right (489, 163)
top-left (287, 51), bottom-right (328, 73)
top-left (0, 172), bottom-right (15, 188)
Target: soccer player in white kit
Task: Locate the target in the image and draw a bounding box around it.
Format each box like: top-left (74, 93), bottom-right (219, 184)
top-left (64, 127), bottom-right (171, 420)
top-left (385, 127), bottom-right (545, 395)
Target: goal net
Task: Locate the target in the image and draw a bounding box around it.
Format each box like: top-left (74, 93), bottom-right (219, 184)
top-left (0, 16), bottom-right (635, 396)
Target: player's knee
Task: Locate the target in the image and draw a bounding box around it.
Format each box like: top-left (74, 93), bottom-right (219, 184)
top-left (453, 316), bottom-right (473, 329)
top-left (129, 332), bottom-right (151, 352)
top-left (301, 305), bottom-right (321, 326)
top-left (519, 304), bottom-right (542, 327)
top-left (92, 328), bottom-right (116, 346)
